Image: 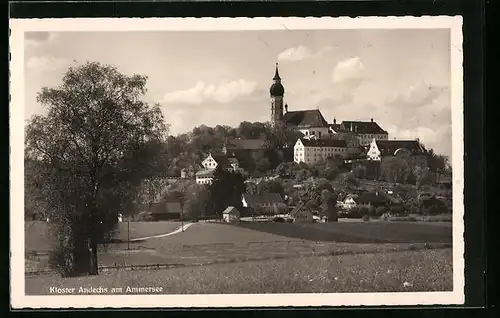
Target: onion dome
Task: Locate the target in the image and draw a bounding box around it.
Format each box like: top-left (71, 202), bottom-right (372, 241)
top-left (270, 63), bottom-right (285, 96)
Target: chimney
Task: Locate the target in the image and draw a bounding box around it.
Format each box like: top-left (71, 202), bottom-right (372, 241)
top-left (285, 103), bottom-right (288, 113)
top-left (333, 118), bottom-right (336, 124)
top-left (371, 118), bottom-right (374, 123)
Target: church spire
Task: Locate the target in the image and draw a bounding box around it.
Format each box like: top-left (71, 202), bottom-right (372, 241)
top-left (273, 62), bottom-right (281, 81)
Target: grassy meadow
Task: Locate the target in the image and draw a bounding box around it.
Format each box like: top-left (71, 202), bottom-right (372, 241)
top-left (24, 219), bottom-right (454, 294)
top-left (26, 248), bottom-right (453, 294)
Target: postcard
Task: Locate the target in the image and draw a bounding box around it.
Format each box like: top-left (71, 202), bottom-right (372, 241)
top-left (10, 16), bottom-right (464, 308)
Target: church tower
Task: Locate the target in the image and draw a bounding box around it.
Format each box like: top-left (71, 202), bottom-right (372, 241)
top-left (269, 63), bottom-right (285, 129)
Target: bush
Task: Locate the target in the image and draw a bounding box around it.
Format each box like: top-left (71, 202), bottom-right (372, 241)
top-left (345, 206), bottom-right (364, 218)
top-left (362, 214), bottom-right (370, 222)
top-left (390, 205), bottom-right (406, 216)
top-left (133, 211), bottom-right (153, 222)
top-left (359, 205), bottom-right (373, 216)
top-left (375, 206), bottom-right (387, 217)
top-left (421, 197), bottom-right (448, 215)
top-left (388, 215), bottom-right (418, 222)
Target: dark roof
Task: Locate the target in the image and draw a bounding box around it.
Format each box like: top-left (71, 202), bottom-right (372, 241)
top-left (270, 83), bottom-right (284, 97)
top-left (283, 110), bottom-right (328, 128)
top-left (195, 168), bottom-right (215, 176)
top-left (225, 138), bottom-right (266, 150)
top-left (341, 121), bottom-right (388, 134)
top-left (289, 201), bottom-right (307, 217)
top-left (329, 124), bottom-right (351, 133)
top-left (243, 193), bottom-right (284, 206)
top-left (270, 64), bottom-right (284, 96)
top-left (273, 63), bottom-right (281, 80)
top-left (375, 140), bottom-right (425, 156)
top-left (222, 206), bottom-right (240, 215)
top-left (298, 138), bottom-right (347, 148)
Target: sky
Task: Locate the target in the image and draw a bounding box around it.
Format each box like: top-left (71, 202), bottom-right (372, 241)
top-left (24, 29), bottom-right (452, 158)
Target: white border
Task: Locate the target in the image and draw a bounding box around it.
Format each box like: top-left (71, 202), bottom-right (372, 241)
top-left (9, 16), bottom-right (464, 308)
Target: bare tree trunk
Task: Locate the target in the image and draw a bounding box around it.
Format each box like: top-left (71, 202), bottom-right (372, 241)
top-left (89, 236), bottom-right (99, 275)
top-left (88, 175), bottom-right (100, 276)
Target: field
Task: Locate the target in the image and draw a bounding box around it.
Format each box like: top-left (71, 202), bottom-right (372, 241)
top-left (25, 221), bottom-right (182, 251)
top-left (25, 248), bottom-right (453, 294)
top-left (233, 221), bottom-right (452, 244)
top-left (24, 219), bottom-right (453, 294)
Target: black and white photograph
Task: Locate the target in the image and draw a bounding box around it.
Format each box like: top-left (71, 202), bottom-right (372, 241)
top-left (10, 16), bottom-right (464, 308)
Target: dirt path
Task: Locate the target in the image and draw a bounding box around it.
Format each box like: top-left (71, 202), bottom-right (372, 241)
top-left (130, 223), bottom-right (195, 241)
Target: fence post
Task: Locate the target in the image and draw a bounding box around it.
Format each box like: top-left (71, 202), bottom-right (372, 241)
top-left (127, 220), bottom-right (130, 250)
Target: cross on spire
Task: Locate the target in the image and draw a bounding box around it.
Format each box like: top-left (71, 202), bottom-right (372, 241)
top-left (273, 62), bottom-right (281, 81)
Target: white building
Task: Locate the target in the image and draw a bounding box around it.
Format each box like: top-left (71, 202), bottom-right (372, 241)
top-left (338, 119), bottom-right (389, 146)
top-left (201, 153), bottom-right (245, 174)
top-left (222, 206), bottom-right (241, 223)
top-left (337, 195), bottom-right (358, 210)
top-left (195, 168), bottom-right (215, 185)
top-left (366, 138), bottom-right (428, 167)
top-left (196, 153), bottom-right (246, 185)
top-left (294, 138), bottom-right (348, 164)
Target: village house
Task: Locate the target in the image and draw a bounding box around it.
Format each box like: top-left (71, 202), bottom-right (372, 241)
top-left (354, 191), bottom-right (389, 208)
top-left (195, 168), bottom-right (215, 185)
top-left (329, 119), bottom-right (389, 146)
top-left (222, 206), bottom-right (241, 223)
top-left (242, 193), bottom-right (286, 215)
top-left (201, 153), bottom-right (245, 174)
top-left (223, 138), bottom-right (266, 157)
top-left (294, 138), bottom-right (348, 164)
top-left (289, 201), bottom-right (314, 222)
top-left (337, 194), bottom-right (358, 210)
top-left (366, 138), bottom-right (428, 168)
top-left (196, 153), bottom-right (246, 184)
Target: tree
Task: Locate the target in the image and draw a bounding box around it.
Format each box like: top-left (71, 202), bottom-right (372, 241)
top-left (184, 184), bottom-right (210, 221)
top-left (413, 166), bottom-right (432, 188)
top-left (321, 189), bottom-right (338, 221)
top-left (25, 61), bottom-right (167, 276)
top-left (257, 180), bottom-right (285, 198)
top-left (353, 165), bottom-right (367, 179)
top-left (255, 156), bottom-right (271, 174)
top-left (342, 172), bottom-right (359, 189)
top-left (25, 157), bottom-right (50, 220)
top-left (208, 166), bottom-right (245, 218)
top-left (418, 142), bottom-right (451, 175)
top-left (380, 157), bottom-right (411, 184)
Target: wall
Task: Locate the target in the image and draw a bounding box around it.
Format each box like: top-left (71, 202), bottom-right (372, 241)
top-left (196, 175), bottom-right (213, 185)
top-left (358, 133), bottom-right (388, 146)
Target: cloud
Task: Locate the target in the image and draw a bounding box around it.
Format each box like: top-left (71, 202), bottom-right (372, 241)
top-left (25, 56), bottom-right (70, 72)
top-left (278, 45), bottom-right (335, 62)
top-left (25, 32), bottom-right (58, 47)
top-left (164, 96), bottom-right (269, 136)
top-left (332, 56), bottom-right (365, 86)
top-left (384, 124), bottom-right (452, 158)
top-left (161, 79), bottom-right (258, 105)
top-left (386, 82), bottom-right (448, 108)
